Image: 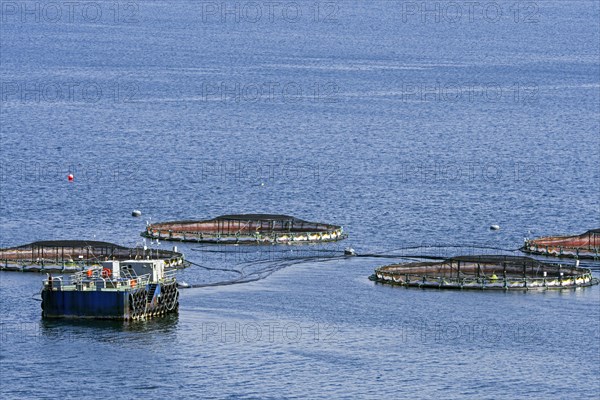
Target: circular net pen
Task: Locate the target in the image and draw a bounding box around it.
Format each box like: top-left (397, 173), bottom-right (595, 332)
top-left (142, 214), bottom-right (347, 245)
top-left (522, 229), bottom-right (600, 260)
top-left (0, 240), bottom-right (186, 273)
top-left (371, 255), bottom-right (598, 290)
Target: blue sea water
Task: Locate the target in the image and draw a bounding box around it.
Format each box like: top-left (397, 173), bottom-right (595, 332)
top-left (0, 1), bottom-right (599, 398)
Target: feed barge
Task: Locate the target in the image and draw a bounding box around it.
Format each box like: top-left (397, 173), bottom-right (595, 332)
top-left (142, 214), bottom-right (347, 245)
top-left (0, 240), bottom-right (186, 273)
top-left (370, 255), bottom-right (598, 291)
top-left (41, 259), bottom-right (179, 320)
top-left (522, 229), bottom-right (600, 259)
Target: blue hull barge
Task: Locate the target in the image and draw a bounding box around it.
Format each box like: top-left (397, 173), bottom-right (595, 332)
top-left (42, 259), bottom-right (179, 320)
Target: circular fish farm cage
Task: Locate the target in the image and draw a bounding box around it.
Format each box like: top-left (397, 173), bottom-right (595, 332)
top-left (370, 255), bottom-right (598, 290)
top-left (142, 214), bottom-right (347, 245)
top-left (522, 229), bottom-right (600, 260)
top-left (0, 240), bottom-right (186, 273)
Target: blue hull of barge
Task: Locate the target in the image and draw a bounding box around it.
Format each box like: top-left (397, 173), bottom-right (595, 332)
top-left (41, 281), bottom-right (179, 320)
top-left (41, 290), bottom-right (130, 319)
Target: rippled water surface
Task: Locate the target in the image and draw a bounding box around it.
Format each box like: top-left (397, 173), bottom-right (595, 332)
top-left (1, 1), bottom-right (599, 398)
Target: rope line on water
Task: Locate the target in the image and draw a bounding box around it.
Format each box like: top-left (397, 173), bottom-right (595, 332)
top-left (180, 243), bottom-right (600, 290)
top-left (180, 253), bottom-right (342, 289)
top-left (185, 260), bottom-right (243, 275)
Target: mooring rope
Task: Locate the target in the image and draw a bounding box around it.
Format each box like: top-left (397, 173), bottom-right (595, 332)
top-left (190, 247), bottom-right (341, 254)
top-left (354, 244), bottom-right (524, 258)
top-left (180, 253), bottom-right (342, 289)
top-left (178, 243), bottom-right (600, 290)
top-left (185, 260), bottom-right (244, 275)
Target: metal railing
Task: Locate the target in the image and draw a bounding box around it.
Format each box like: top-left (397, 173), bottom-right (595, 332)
top-left (374, 270), bottom-right (595, 289)
top-left (146, 227), bottom-right (346, 243)
top-left (43, 270), bottom-right (155, 292)
top-left (523, 242), bottom-right (600, 260)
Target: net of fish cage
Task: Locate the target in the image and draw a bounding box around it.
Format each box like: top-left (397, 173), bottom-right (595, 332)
top-left (522, 229), bottom-right (600, 259)
top-left (0, 240), bottom-right (186, 273)
top-left (371, 255), bottom-right (598, 290)
top-left (142, 214), bottom-right (347, 244)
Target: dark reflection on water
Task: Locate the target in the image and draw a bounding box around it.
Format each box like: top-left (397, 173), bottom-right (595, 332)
top-left (39, 314), bottom-right (179, 344)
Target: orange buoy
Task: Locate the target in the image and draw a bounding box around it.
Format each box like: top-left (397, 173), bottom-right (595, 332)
top-left (101, 268), bottom-right (112, 278)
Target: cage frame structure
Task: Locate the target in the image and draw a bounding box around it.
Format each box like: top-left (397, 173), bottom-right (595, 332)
top-left (0, 240), bottom-right (186, 273)
top-left (522, 229), bottom-right (600, 260)
top-left (142, 214), bottom-right (347, 245)
top-left (371, 255), bottom-right (597, 290)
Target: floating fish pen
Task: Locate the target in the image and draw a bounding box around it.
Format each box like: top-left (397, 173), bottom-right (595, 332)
top-left (142, 214), bottom-right (347, 244)
top-left (41, 259), bottom-right (179, 320)
top-left (522, 229), bottom-right (600, 259)
top-left (0, 240), bottom-right (186, 273)
top-left (370, 255), bottom-right (598, 290)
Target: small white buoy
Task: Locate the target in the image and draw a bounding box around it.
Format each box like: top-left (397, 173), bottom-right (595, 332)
top-left (490, 224), bottom-right (500, 231)
top-left (132, 210), bottom-right (142, 217)
top-left (344, 247), bottom-right (356, 256)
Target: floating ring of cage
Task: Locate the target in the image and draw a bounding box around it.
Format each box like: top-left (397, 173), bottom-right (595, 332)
top-left (142, 214), bottom-right (348, 245)
top-left (371, 255), bottom-right (598, 290)
top-left (522, 229), bottom-right (600, 259)
top-left (0, 240), bottom-right (186, 273)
